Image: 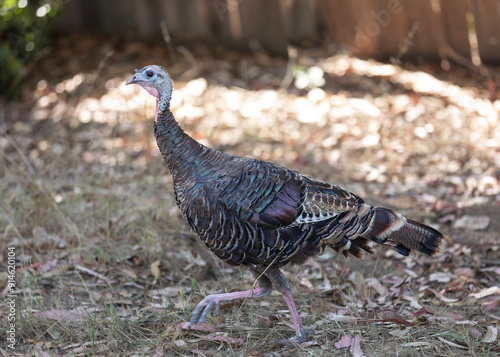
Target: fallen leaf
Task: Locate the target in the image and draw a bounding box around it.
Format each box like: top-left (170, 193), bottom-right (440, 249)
top-left (150, 286), bottom-right (181, 297)
top-left (33, 342), bottom-right (58, 357)
top-left (443, 312), bottom-right (464, 321)
top-left (372, 318), bottom-right (413, 326)
top-left (454, 320), bottom-right (477, 326)
top-left (174, 339), bottom-right (187, 347)
top-left (192, 333), bottom-right (242, 345)
top-left (453, 215), bottom-right (490, 230)
top-left (301, 341), bottom-right (320, 347)
top-left (154, 344), bottom-right (164, 357)
top-left (145, 302), bottom-right (169, 309)
top-left (466, 325), bottom-right (483, 339)
top-left (402, 341), bottom-right (432, 348)
top-left (33, 309), bottom-right (87, 322)
top-left (469, 286), bottom-right (500, 299)
top-left (437, 336), bottom-right (468, 349)
top-left (150, 260), bottom-right (161, 284)
top-left (39, 265), bottom-right (71, 278)
top-left (366, 278), bottom-right (388, 296)
top-left (453, 267), bottom-right (475, 277)
top-left (327, 313), bottom-right (360, 322)
top-left (485, 299), bottom-right (500, 312)
top-left (429, 272), bottom-right (452, 283)
top-left (350, 334), bottom-right (365, 357)
top-left (60, 339), bottom-right (107, 350)
top-left (61, 339), bottom-right (107, 354)
top-left (389, 327), bottom-right (411, 338)
top-left (483, 326), bottom-right (498, 343)
top-left (427, 288), bottom-right (459, 303)
top-left (335, 334), bottom-right (352, 349)
top-left (401, 295), bottom-right (422, 309)
top-left (189, 350), bottom-right (217, 355)
top-left (37, 258), bottom-right (59, 274)
top-left (485, 313), bottom-right (500, 321)
top-left (181, 322), bottom-right (216, 332)
top-left (63, 346), bottom-right (90, 354)
top-left (119, 267), bottom-right (138, 279)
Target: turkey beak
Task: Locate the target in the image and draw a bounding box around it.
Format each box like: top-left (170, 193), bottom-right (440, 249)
top-left (125, 75), bottom-right (138, 85)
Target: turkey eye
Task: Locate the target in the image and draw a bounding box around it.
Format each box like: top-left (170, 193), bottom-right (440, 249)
top-left (146, 71), bottom-right (154, 78)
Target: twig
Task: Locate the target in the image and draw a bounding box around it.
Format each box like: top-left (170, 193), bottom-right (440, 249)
top-left (160, 20), bottom-right (177, 63)
top-left (391, 22), bottom-right (419, 65)
top-left (106, 158), bottom-right (112, 243)
top-left (178, 46), bottom-right (198, 79)
top-left (91, 50), bottom-right (115, 90)
top-left (0, 126), bottom-right (36, 176)
top-left (442, 45), bottom-right (489, 76)
top-left (75, 265), bottom-right (114, 286)
top-left (281, 46), bottom-right (298, 89)
top-left (24, 47), bottom-right (51, 80)
top-left (96, 50), bottom-right (115, 78)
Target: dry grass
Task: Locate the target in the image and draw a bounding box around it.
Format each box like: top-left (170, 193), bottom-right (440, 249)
top-left (1, 36), bottom-right (499, 356)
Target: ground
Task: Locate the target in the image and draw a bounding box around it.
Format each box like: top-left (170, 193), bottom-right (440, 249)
top-left (0, 35), bottom-right (499, 356)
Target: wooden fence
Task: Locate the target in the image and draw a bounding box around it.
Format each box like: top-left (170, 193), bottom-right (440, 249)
top-left (58, 0), bottom-right (500, 63)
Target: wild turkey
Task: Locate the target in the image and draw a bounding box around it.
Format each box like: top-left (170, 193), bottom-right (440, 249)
top-left (126, 65), bottom-right (447, 343)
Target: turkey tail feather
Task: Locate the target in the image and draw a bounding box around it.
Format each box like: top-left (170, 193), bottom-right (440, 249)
top-left (384, 218), bottom-right (446, 256)
top-left (323, 205), bottom-right (446, 259)
top-left (360, 207), bottom-right (446, 257)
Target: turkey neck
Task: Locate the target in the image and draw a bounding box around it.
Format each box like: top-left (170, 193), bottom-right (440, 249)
top-left (153, 101), bottom-right (220, 184)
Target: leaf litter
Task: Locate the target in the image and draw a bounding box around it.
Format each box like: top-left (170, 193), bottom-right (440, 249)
top-left (0, 34), bottom-right (499, 356)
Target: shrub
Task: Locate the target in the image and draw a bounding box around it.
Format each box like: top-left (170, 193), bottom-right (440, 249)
top-left (0, 0), bottom-right (62, 99)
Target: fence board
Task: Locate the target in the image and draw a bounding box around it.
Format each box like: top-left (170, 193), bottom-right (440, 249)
top-left (439, 0), bottom-right (471, 59)
top-left (242, 0), bottom-right (287, 55)
top-left (205, 0), bottom-right (233, 43)
top-left (77, 0), bottom-right (102, 33)
top-left (54, 0), bottom-right (500, 62)
top-left (319, 0), bottom-right (378, 56)
top-left (372, 0), bottom-right (411, 59)
top-left (131, 0), bottom-right (161, 38)
top-left (319, 0), bottom-right (443, 60)
top-left (280, 0), bottom-right (318, 42)
top-left (472, 0), bottom-right (500, 64)
top-left (403, 0), bottom-right (443, 59)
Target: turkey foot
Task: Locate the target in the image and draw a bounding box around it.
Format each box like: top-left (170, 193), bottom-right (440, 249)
top-left (187, 286), bottom-right (272, 327)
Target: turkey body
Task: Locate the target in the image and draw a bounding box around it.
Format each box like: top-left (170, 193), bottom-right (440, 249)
top-left (155, 111), bottom-right (441, 267)
top-left (127, 65), bottom-right (447, 343)
top-left (173, 152), bottom-right (335, 267)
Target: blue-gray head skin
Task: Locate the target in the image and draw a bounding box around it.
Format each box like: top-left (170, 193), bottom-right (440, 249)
top-left (126, 65), bottom-right (173, 120)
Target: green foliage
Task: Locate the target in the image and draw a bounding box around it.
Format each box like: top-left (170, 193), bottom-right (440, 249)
top-left (0, 0), bottom-right (62, 99)
top-left (0, 42), bottom-right (23, 98)
top-left (292, 65), bottom-right (325, 90)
